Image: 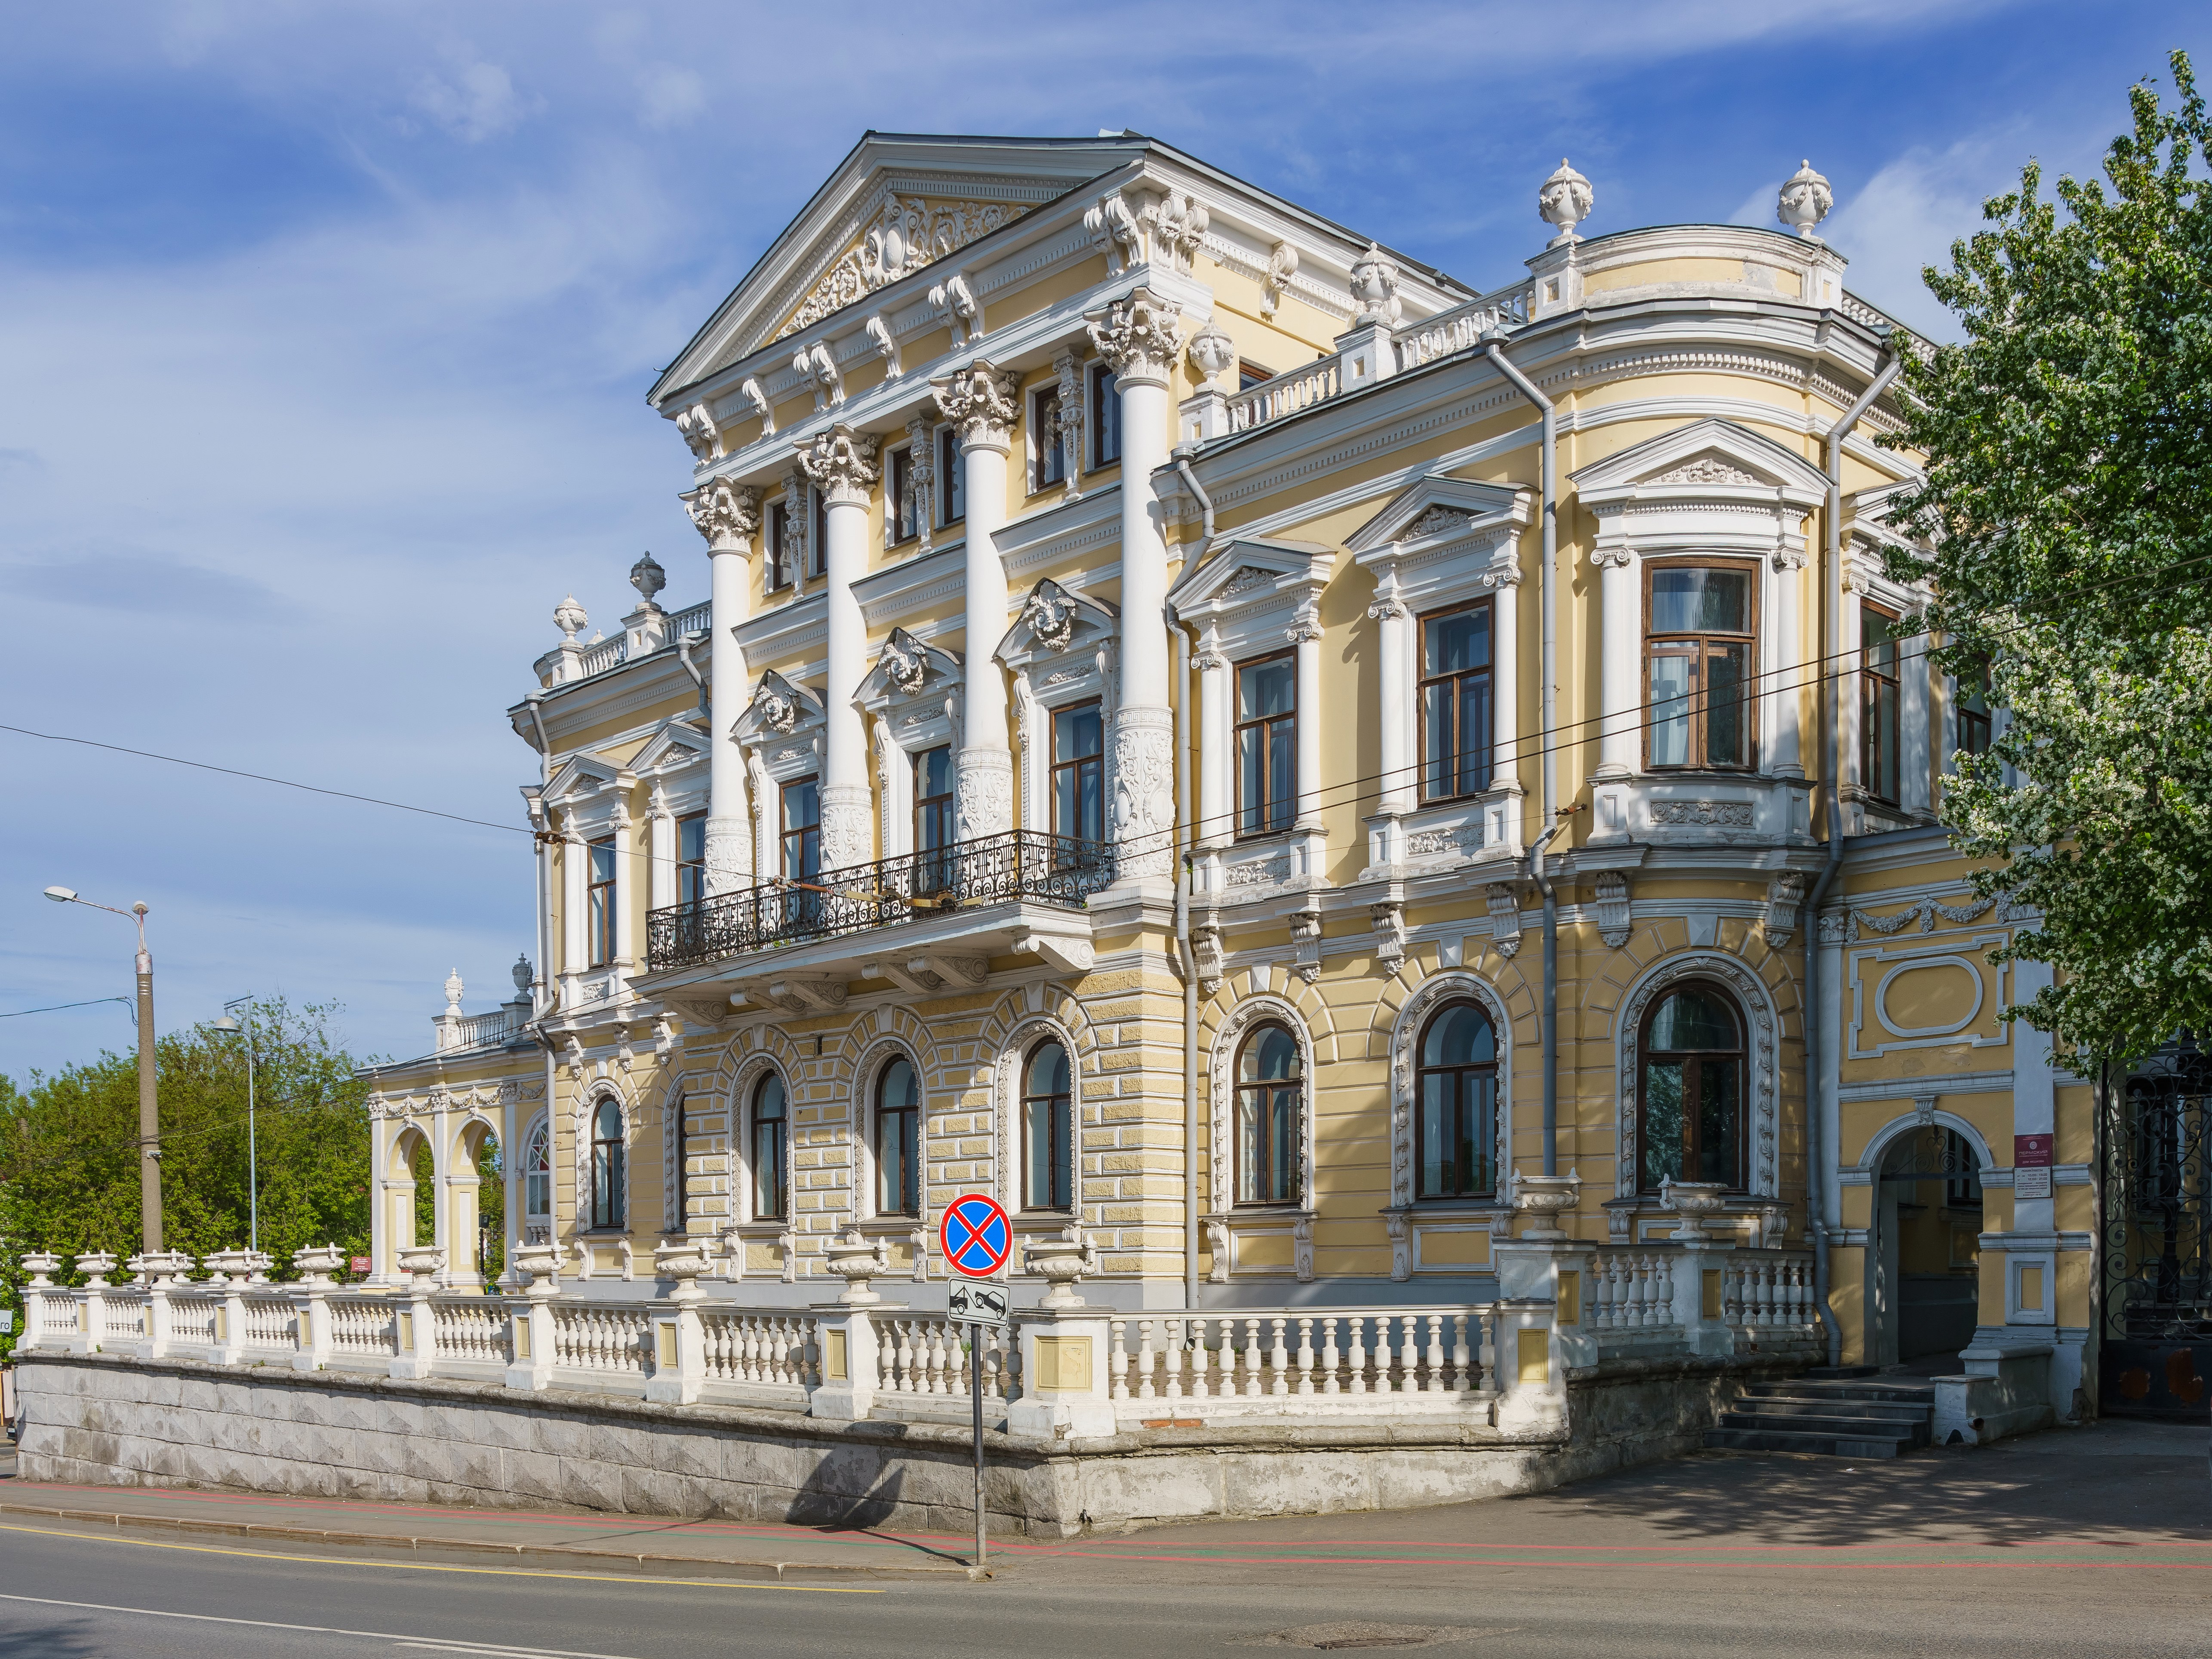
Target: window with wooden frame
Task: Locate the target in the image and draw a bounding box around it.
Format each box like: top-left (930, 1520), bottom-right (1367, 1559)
top-left (588, 1098), bottom-right (626, 1229)
top-left (676, 812), bottom-right (706, 908)
top-left (913, 743), bottom-right (954, 897)
top-left (1235, 1022), bottom-right (1303, 1206)
top-left (585, 837), bottom-right (616, 967)
top-left (1089, 363), bottom-right (1120, 468)
top-left (1416, 1000), bottom-right (1498, 1200)
top-left (1862, 603), bottom-right (1902, 802)
top-left (1637, 984), bottom-right (1745, 1192)
top-left (1050, 701), bottom-right (1104, 845)
top-left (937, 425), bottom-right (965, 526)
top-left (671, 1090), bottom-right (690, 1229)
top-left (522, 1119), bottom-right (551, 1243)
top-left (887, 445), bottom-right (918, 545)
top-left (1235, 653), bottom-right (1298, 837)
top-left (1022, 1039), bottom-right (1074, 1211)
top-left (1031, 385), bottom-right (1066, 492)
top-left (764, 499), bottom-right (793, 592)
top-left (1238, 360), bottom-right (1274, 392)
top-left (751, 1071), bottom-right (788, 1221)
top-left (1956, 663), bottom-right (1993, 759)
top-left (1419, 600), bottom-right (1494, 801)
top-left (1644, 561), bottom-right (1757, 770)
top-left (875, 1056), bottom-right (921, 1216)
top-left (779, 777), bottom-right (820, 881)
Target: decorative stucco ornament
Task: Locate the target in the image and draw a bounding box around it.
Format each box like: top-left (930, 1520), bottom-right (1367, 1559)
top-left (1778, 159), bottom-right (1834, 240)
top-left (1348, 244), bottom-right (1402, 328)
top-left (1538, 158), bottom-right (1594, 244)
top-left (553, 594), bottom-right (588, 642)
top-left (1186, 318), bottom-right (1237, 384)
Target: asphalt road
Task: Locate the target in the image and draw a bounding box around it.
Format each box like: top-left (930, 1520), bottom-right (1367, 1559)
top-left (1, 1422), bottom-right (2204, 1658)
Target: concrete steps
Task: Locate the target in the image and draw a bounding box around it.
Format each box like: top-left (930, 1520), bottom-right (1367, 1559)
top-left (1704, 1376), bottom-right (1937, 1458)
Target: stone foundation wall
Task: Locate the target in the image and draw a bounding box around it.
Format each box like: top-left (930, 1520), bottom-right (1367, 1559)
top-left (13, 1351), bottom-right (1781, 1536)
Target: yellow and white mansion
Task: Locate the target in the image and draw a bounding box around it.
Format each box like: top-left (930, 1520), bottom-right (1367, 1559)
top-left (358, 133), bottom-right (2103, 1445)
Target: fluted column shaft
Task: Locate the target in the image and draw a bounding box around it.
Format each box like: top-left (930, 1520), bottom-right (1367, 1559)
top-left (799, 426), bottom-right (881, 871)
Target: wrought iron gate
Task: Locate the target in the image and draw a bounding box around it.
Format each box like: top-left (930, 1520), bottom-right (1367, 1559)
top-left (2099, 1041), bottom-right (2212, 1418)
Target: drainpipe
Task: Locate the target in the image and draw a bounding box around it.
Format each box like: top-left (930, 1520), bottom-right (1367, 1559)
top-left (1172, 448), bottom-right (1214, 1308)
top-left (525, 692), bottom-right (555, 1022)
top-left (1483, 338), bottom-right (1561, 1176)
top-left (675, 632), bottom-right (709, 721)
top-left (1806, 343), bottom-right (1903, 1365)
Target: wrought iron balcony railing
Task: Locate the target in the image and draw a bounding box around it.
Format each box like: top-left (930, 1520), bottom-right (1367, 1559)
top-left (646, 830), bottom-right (1114, 972)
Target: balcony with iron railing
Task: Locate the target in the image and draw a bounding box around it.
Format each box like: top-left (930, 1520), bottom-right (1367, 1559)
top-left (645, 829), bottom-right (1114, 978)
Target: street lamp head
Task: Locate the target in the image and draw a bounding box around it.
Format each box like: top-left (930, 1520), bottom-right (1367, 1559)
top-left (132, 902), bottom-right (149, 917)
top-left (212, 1015), bottom-right (243, 1034)
top-left (43, 886), bottom-right (76, 903)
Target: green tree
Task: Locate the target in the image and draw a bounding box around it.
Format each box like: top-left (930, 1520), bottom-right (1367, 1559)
top-left (0, 997), bottom-right (376, 1359)
top-left (1880, 49), bottom-right (2212, 1062)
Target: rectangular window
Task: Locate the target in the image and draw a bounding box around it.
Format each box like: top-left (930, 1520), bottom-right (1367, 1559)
top-left (1419, 601), bottom-right (1493, 801)
top-left (1239, 361), bottom-right (1274, 392)
top-left (1235, 655), bottom-right (1298, 837)
top-left (780, 777), bottom-right (820, 882)
top-left (1863, 605), bottom-right (1901, 802)
top-left (585, 838), bottom-right (616, 967)
top-left (1957, 664), bottom-right (1992, 758)
top-left (1644, 563), bottom-right (1756, 770)
top-left (1031, 386), bottom-right (1066, 491)
top-left (1051, 702), bottom-right (1105, 844)
top-left (913, 743), bottom-right (954, 898)
top-left (752, 1079), bottom-right (788, 1222)
top-left (938, 426), bottom-right (964, 525)
top-left (887, 445), bottom-right (917, 544)
top-left (1089, 363), bottom-right (1120, 468)
top-left (809, 486), bottom-right (827, 579)
top-left (876, 1098), bottom-right (919, 1216)
top-left (671, 1091), bottom-right (689, 1229)
top-left (676, 813), bottom-right (706, 908)
top-left (764, 501), bottom-right (791, 592)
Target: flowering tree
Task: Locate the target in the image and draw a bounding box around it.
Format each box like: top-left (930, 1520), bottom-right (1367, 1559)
top-left (1882, 51), bottom-right (2212, 1062)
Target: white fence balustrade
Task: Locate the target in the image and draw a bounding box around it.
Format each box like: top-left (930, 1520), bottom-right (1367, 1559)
top-left (1588, 1252), bottom-right (1681, 1332)
top-left (328, 1296), bottom-right (396, 1359)
top-left (433, 1299), bottom-right (511, 1366)
top-left (552, 1303), bottom-right (649, 1376)
top-left (242, 1295), bottom-right (298, 1350)
top-left (1392, 283), bottom-right (1532, 373)
top-left (103, 1294), bottom-right (148, 1344)
top-left (700, 1310), bottom-right (820, 1389)
top-left (1109, 1309), bottom-right (1494, 1409)
top-left (1723, 1253), bottom-right (1816, 1329)
top-left (878, 1315), bottom-right (1018, 1401)
top-left (1228, 358), bottom-right (1342, 432)
top-left (166, 1293), bottom-right (222, 1348)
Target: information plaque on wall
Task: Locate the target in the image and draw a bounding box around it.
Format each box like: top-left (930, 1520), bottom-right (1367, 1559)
top-left (2014, 1133), bottom-right (2054, 1200)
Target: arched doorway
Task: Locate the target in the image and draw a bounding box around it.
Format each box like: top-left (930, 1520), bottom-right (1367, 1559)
top-left (383, 1122), bottom-right (431, 1280)
top-left (450, 1118), bottom-right (502, 1290)
top-left (1868, 1123), bottom-right (1984, 1368)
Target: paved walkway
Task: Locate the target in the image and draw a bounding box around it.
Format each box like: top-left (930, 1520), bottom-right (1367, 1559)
top-left (3, 1417), bottom-right (2204, 1584)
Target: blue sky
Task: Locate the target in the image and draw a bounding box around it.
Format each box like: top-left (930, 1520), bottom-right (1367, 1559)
top-left (1, 0), bottom-right (2201, 1080)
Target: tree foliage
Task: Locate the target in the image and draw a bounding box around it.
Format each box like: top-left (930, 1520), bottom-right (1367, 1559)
top-left (1881, 50), bottom-right (2212, 1062)
top-left (0, 998), bottom-right (375, 1358)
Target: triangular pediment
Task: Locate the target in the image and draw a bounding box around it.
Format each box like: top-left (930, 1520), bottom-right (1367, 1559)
top-left (1570, 417), bottom-right (1828, 503)
top-left (731, 669), bottom-right (826, 748)
top-left (544, 754), bottom-right (623, 808)
top-left (996, 578), bottom-right (1117, 668)
top-left (1167, 537), bottom-right (1334, 621)
top-left (652, 135), bottom-right (1150, 403)
top-left (629, 717), bottom-right (712, 779)
top-left (855, 626), bottom-right (961, 711)
top-left (1345, 476), bottom-right (1532, 555)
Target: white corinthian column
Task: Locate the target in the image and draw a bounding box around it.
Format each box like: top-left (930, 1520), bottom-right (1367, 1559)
top-left (684, 477), bottom-right (760, 894)
top-left (930, 360), bottom-right (1021, 842)
top-left (798, 424), bottom-right (882, 871)
top-left (1084, 288), bottom-right (1184, 880)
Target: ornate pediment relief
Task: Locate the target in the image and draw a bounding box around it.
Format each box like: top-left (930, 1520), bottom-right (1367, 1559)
top-left (732, 668), bottom-right (825, 748)
top-left (1645, 452), bottom-right (1764, 489)
top-left (995, 577), bottom-right (1117, 668)
top-left (772, 194), bottom-right (1030, 343)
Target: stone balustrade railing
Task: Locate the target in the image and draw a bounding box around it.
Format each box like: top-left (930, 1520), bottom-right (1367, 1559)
top-left (1106, 1308), bottom-right (1498, 1415)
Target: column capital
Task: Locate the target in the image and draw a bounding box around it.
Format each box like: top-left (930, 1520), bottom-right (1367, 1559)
top-left (795, 423), bottom-right (880, 508)
top-left (1084, 286), bottom-right (1184, 388)
top-left (929, 359), bottom-right (1021, 454)
top-left (1591, 545), bottom-right (1636, 570)
top-left (684, 478), bottom-right (759, 554)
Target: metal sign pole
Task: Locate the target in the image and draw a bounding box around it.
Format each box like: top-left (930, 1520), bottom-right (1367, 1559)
top-left (971, 1319), bottom-right (986, 1569)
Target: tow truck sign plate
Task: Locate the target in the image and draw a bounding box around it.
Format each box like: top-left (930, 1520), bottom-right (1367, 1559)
top-left (947, 1281), bottom-right (1010, 1327)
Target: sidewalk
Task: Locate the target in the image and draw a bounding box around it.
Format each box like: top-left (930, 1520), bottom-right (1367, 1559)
top-left (0, 1449), bottom-right (985, 1581)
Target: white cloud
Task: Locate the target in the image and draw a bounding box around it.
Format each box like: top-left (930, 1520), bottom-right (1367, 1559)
top-left (635, 65), bottom-right (704, 131)
top-left (409, 55), bottom-right (524, 142)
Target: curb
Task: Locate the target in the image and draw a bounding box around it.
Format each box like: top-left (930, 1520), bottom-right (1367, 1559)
top-left (0, 1499), bottom-right (985, 1581)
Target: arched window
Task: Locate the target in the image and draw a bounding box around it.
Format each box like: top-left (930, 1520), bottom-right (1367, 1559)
top-left (875, 1057), bottom-right (921, 1216)
top-left (752, 1073), bottom-right (788, 1222)
top-left (522, 1119), bottom-right (552, 1244)
top-left (589, 1099), bottom-right (626, 1229)
top-left (1639, 984), bottom-right (1745, 1191)
top-left (1417, 1001), bottom-right (1497, 1199)
top-left (1236, 1023), bottom-right (1302, 1207)
top-left (1023, 1040), bottom-right (1073, 1211)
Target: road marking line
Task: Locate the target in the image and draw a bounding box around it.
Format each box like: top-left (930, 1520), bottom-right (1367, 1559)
top-left (0, 1522), bottom-right (884, 1594)
top-left (0, 1591), bottom-right (646, 1655)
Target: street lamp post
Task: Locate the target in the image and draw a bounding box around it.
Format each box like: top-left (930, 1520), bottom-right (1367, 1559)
top-left (211, 1004), bottom-right (259, 1254)
top-left (44, 885), bottom-right (161, 1251)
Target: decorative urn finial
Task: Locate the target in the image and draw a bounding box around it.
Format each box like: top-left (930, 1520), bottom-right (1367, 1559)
top-left (1778, 159), bottom-right (1833, 239)
top-left (553, 594), bottom-right (588, 642)
top-left (443, 969), bottom-right (464, 1016)
top-left (1538, 158), bottom-right (1594, 245)
top-left (511, 953), bottom-right (533, 996)
top-left (629, 551), bottom-right (666, 607)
